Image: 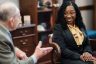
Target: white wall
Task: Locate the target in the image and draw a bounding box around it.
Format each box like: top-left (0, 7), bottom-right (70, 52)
top-left (9, 0), bottom-right (19, 8)
top-left (75, 0), bottom-right (93, 7)
top-left (81, 10), bottom-right (93, 29)
top-left (75, 0), bottom-right (93, 29)
top-left (57, 0), bottom-right (63, 7)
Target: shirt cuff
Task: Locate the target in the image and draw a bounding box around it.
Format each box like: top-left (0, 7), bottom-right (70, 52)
top-left (15, 47), bottom-right (19, 51)
top-left (31, 55), bottom-right (37, 64)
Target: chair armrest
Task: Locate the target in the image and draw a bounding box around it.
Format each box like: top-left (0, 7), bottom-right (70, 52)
top-left (50, 42), bottom-right (61, 56)
top-left (89, 39), bottom-right (96, 58)
top-left (89, 39), bottom-right (96, 41)
top-left (89, 39), bottom-right (96, 51)
top-left (48, 34), bottom-right (61, 64)
top-left (50, 42), bottom-right (61, 64)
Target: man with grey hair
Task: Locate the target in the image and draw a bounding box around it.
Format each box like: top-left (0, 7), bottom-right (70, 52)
top-left (0, 1), bottom-right (53, 64)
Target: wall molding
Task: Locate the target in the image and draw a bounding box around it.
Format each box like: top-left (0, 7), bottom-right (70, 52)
top-left (79, 5), bottom-right (93, 10)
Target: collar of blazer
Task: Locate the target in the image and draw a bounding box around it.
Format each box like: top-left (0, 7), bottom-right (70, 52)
top-left (0, 24), bottom-right (13, 43)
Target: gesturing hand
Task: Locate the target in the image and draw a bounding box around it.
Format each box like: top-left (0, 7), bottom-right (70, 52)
top-left (33, 41), bottom-right (53, 60)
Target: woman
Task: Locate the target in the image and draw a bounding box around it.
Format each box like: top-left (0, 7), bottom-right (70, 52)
top-left (52, 1), bottom-right (96, 64)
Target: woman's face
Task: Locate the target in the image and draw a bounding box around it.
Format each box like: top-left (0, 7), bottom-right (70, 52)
top-left (64, 5), bottom-right (76, 25)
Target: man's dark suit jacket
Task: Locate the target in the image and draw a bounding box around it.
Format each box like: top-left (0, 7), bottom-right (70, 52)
top-left (53, 24), bottom-right (93, 64)
top-left (0, 24), bottom-right (34, 64)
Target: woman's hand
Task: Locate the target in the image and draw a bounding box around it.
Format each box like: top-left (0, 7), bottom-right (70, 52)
top-left (80, 52), bottom-right (94, 61)
top-left (80, 55), bottom-right (85, 61)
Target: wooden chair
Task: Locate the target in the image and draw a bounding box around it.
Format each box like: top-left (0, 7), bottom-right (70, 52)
top-left (48, 34), bottom-right (61, 64)
top-left (90, 39), bottom-right (96, 57)
top-left (49, 34), bottom-right (96, 64)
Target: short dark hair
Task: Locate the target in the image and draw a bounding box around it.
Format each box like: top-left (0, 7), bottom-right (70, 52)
top-left (56, 1), bottom-right (86, 30)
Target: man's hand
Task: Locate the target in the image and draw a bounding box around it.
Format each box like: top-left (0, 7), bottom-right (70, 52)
top-left (15, 47), bottom-right (28, 60)
top-left (33, 41), bottom-right (53, 60)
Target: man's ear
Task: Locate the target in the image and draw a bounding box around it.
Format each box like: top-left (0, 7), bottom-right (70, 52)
top-left (7, 17), bottom-right (14, 28)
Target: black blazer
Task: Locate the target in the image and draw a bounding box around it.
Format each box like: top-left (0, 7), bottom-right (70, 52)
top-left (52, 24), bottom-right (92, 60)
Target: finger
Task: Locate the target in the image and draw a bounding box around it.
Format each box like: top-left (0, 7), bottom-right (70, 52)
top-left (22, 55), bottom-right (28, 60)
top-left (83, 54), bottom-right (93, 61)
top-left (84, 56), bottom-right (92, 61)
top-left (42, 47), bottom-right (53, 50)
top-left (82, 57), bottom-right (86, 61)
top-left (24, 56), bottom-right (28, 60)
top-left (36, 41), bottom-right (42, 48)
top-left (80, 55), bottom-right (85, 61)
top-left (42, 47), bottom-right (53, 53)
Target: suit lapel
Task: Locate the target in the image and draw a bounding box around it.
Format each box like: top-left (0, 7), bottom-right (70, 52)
top-left (62, 27), bottom-right (87, 47)
top-left (80, 28), bottom-right (86, 45)
top-left (0, 25), bottom-right (15, 52)
top-left (62, 28), bottom-right (78, 47)
top-left (0, 25), bottom-right (13, 44)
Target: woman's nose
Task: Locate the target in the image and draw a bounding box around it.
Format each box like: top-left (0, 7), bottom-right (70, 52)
top-left (67, 14), bottom-right (71, 18)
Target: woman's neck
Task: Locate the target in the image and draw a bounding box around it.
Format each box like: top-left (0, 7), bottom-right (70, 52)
top-left (68, 23), bottom-right (75, 26)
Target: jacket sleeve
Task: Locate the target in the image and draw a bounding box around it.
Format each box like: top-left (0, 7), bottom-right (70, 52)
top-left (0, 41), bottom-right (35, 64)
top-left (17, 56), bottom-right (35, 64)
top-left (52, 24), bottom-right (81, 60)
top-left (83, 34), bottom-right (92, 54)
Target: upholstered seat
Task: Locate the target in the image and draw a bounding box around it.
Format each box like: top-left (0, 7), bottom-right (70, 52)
top-left (87, 30), bottom-right (96, 39)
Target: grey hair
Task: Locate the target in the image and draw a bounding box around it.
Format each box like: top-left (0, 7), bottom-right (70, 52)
top-left (0, 1), bottom-right (20, 21)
